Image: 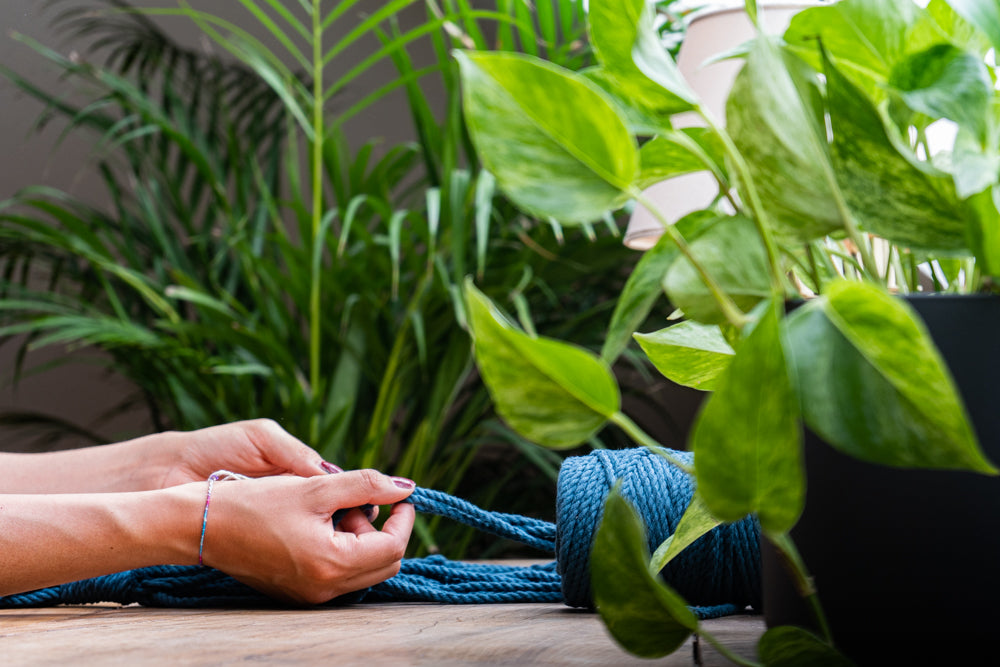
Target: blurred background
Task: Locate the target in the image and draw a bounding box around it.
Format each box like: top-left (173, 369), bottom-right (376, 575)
top-left (0, 0), bottom-right (703, 557)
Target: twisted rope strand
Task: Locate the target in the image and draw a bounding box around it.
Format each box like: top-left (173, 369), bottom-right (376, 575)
top-left (408, 487), bottom-right (556, 553)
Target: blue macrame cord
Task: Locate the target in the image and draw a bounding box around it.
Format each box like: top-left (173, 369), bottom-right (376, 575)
top-left (0, 448), bottom-right (761, 619)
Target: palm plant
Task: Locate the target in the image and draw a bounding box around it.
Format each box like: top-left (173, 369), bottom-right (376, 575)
top-left (0, 0), bottom-right (664, 553)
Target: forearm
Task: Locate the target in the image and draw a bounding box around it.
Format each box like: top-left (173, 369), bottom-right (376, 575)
top-left (0, 434), bottom-right (177, 494)
top-left (0, 483), bottom-right (203, 596)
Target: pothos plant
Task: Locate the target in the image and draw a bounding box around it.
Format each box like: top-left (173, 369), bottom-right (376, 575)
top-left (453, 0), bottom-right (1000, 663)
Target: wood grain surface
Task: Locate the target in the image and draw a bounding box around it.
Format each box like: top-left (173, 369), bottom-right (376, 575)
top-left (0, 603), bottom-right (763, 665)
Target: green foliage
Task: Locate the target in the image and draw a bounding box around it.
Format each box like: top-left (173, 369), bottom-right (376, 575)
top-left (465, 281), bottom-right (619, 449)
top-left (453, 50), bottom-right (636, 223)
top-left (662, 214), bottom-right (772, 323)
top-left (647, 491), bottom-right (718, 573)
top-left (823, 45), bottom-right (970, 252)
top-left (757, 627), bottom-right (854, 667)
top-left (591, 487), bottom-right (696, 658)
top-left (601, 209), bottom-right (716, 363)
top-left (0, 0), bottom-right (652, 555)
top-left (691, 300), bottom-right (804, 532)
top-left (451, 0), bottom-right (1000, 660)
top-left (633, 320), bottom-right (733, 391)
top-left (784, 280), bottom-right (993, 472)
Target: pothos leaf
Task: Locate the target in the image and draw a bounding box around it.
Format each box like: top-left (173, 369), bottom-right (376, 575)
top-left (691, 300), bottom-right (804, 532)
top-left (784, 280), bottom-right (996, 473)
top-left (823, 46), bottom-right (970, 253)
top-left (758, 626), bottom-right (855, 666)
top-left (592, 487), bottom-right (697, 658)
top-left (464, 279), bottom-right (619, 449)
top-left (726, 35), bottom-right (844, 242)
top-left (454, 50), bottom-right (637, 224)
top-left (663, 214), bottom-right (771, 325)
top-left (588, 0), bottom-right (694, 121)
top-left (634, 320), bottom-right (734, 391)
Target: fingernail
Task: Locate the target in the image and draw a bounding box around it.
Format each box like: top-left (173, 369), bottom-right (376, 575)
top-left (321, 461), bottom-right (343, 474)
top-left (365, 504), bottom-right (379, 522)
top-left (391, 476), bottom-right (415, 490)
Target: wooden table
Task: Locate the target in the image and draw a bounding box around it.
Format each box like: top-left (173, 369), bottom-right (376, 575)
top-left (0, 603), bottom-right (764, 665)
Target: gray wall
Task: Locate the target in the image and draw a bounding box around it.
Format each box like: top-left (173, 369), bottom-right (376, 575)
top-left (0, 0), bottom-right (440, 450)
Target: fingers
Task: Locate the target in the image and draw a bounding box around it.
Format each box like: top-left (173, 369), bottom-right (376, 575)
top-left (338, 561), bottom-right (405, 597)
top-left (318, 503), bottom-right (413, 603)
top-left (241, 419), bottom-right (331, 477)
top-left (335, 508), bottom-right (376, 534)
top-left (379, 501), bottom-right (416, 543)
top-left (316, 469), bottom-right (415, 513)
top-left (333, 502), bottom-right (414, 571)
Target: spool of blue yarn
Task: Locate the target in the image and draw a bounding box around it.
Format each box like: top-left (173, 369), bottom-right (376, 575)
top-left (555, 447), bottom-right (761, 612)
top-left (0, 447), bottom-right (761, 616)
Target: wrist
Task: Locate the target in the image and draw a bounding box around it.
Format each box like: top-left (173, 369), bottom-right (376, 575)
top-left (121, 432), bottom-right (183, 491)
top-left (128, 483), bottom-right (206, 566)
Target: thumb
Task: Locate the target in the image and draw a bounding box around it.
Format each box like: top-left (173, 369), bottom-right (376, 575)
top-left (318, 469), bottom-right (416, 511)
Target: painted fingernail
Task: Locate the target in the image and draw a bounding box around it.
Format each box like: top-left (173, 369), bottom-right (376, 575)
top-left (391, 476), bottom-right (415, 490)
top-left (365, 504), bottom-right (379, 522)
top-left (321, 461), bottom-right (343, 474)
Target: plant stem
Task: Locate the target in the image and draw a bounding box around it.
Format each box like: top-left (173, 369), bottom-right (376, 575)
top-left (908, 251), bottom-right (920, 291)
top-left (889, 244), bottom-right (909, 294)
top-left (848, 229), bottom-right (880, 284)
top-left (805, 243), bottom-right (821, 293)
top-left (630, 189), bottom-right (747, 330)
top-left (965, 257), bottom-right (979, 293)
top-left (309, 0), bottom-right (324, 442)
top-left (767, 531), bottom-right (834, 645)
top-left (610, 412), bottom-right (694, 475)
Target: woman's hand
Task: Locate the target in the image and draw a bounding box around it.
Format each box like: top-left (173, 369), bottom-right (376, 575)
top-left (0, 468), bottom-right (416, 601)
top-left (155, 419), bottom-right (336, 488)
top-left (200, 469), bottom-right (416, 604)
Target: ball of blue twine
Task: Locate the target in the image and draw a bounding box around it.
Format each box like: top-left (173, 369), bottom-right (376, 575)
top-left (556, 447), bottom-right (761, 616)
top-left (0, 448), bottom-right (760, 618)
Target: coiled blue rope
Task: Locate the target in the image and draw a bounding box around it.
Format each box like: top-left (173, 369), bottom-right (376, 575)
top-left (0, 448), bottom-right (760, 618)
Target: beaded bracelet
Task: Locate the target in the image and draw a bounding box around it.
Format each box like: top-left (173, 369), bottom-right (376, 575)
top-left (198, 470), bottom-right (249, 566)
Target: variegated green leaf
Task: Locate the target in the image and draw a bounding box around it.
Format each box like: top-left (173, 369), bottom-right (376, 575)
top-left (592, 487), bottom-right (697, 658)
top-left (648, 492), bottom-right (720, 574)
top-left (784, 0), bottom-right (927, 99)
top-left (636, 129), bottom-right (726, 191)
top-left (588, 0), bottom-right (694, 122)
top-left (950, 122), bottom-right (1000, 198)
top-left (924, 0), bottom-right (993, 52)
top-left (692, 300), bottom-right (804, 531)
top-left (946, 0), bottom-right (1000, 51)
top-left (601, 211), bottom-right (717, 364)
top-left (582, 66), bottom-right (673, 136)
top-left (629, 2), bottom-right (698, 108)
top-left (464, 280), bottom-right (619, 449)
top-left (966, 185), bottom-right (1000, 279)
top-left (888, 43), bottom-right (992, 143)
top-left (663, 215), bottom-right (771, 324)
top-left (726, 35), bottom-right (844, 242)
top-left (454, 50), bottom-right (637, 224)
top-left (784, 280), bottom-right (995, 472)
top-left (634, 320), bottom-right (734, 391)
top-left (823, 48), bottom-right (970, 252)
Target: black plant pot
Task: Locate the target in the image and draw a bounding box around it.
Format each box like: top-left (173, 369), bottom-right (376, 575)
top-left (762, 294), bottom-right (1000, 666)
